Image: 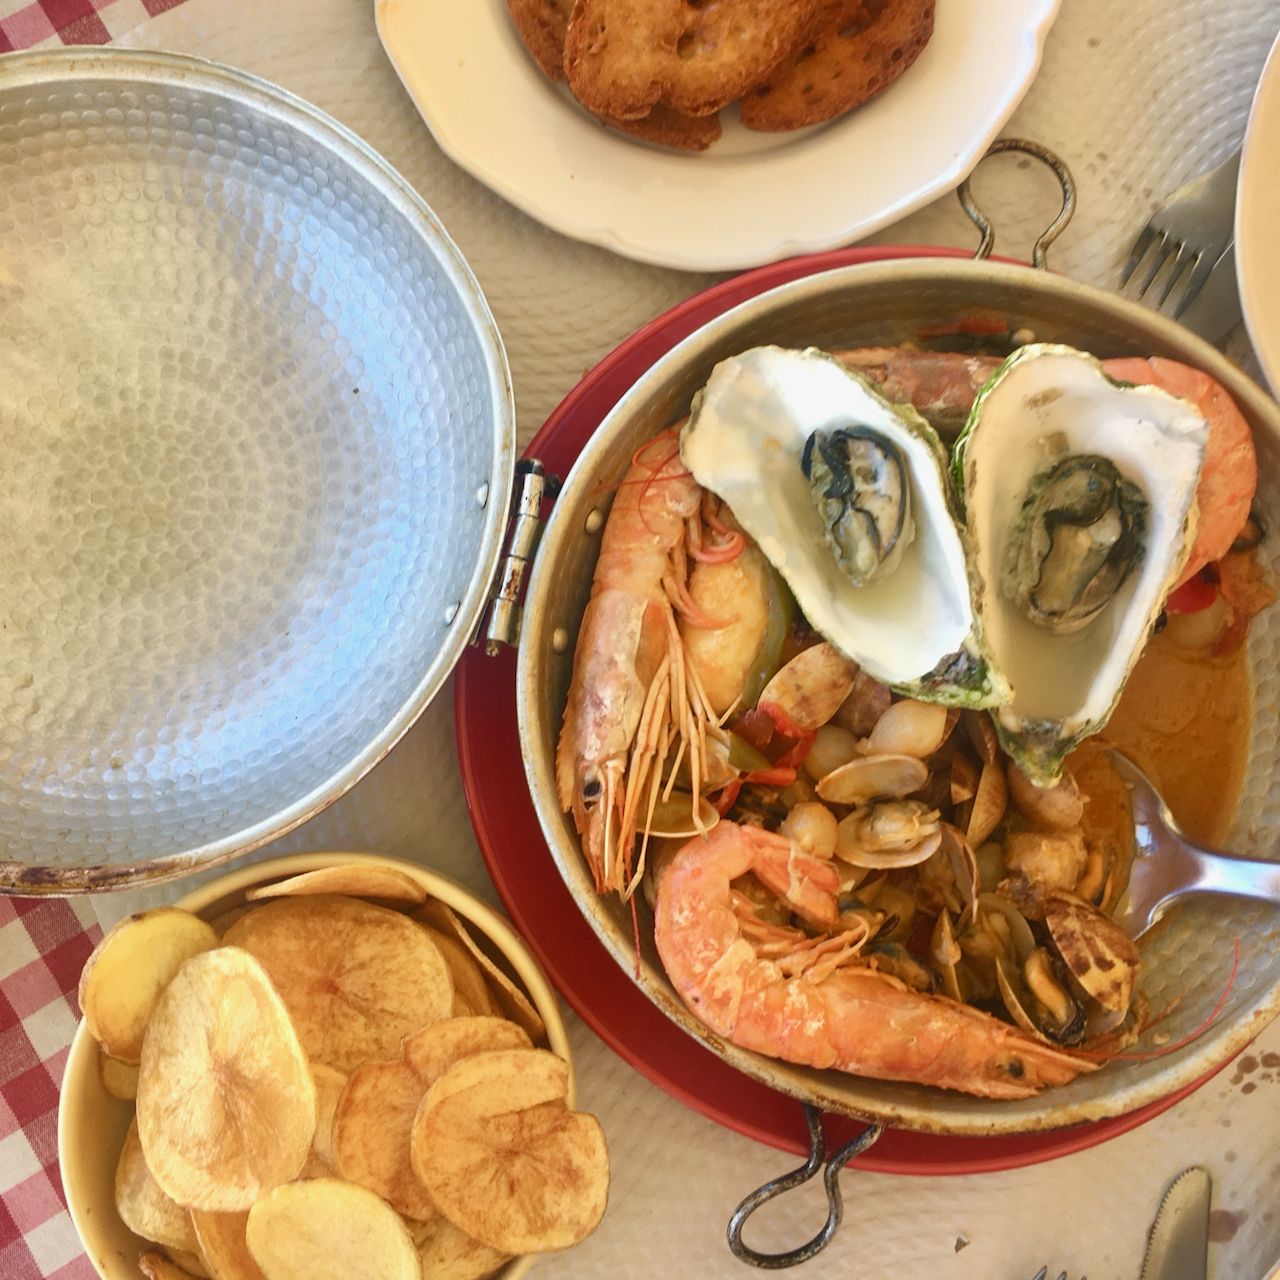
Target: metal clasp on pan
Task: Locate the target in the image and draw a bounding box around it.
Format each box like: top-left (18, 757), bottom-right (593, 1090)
top-left (477, 459), bottom-right (549, 653)
top-left (958, 138), bottom-right (1077, 270)
top-left (727, 1106), bottom-right (884, 1268)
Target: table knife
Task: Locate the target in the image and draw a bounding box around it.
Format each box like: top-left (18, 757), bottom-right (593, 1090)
top-left (1139, 1167), bottom-right (1212, 1280)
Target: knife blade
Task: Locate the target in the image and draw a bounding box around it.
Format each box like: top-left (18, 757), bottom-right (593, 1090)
top-left (1139, 1167), bottom-right (1212, 1280)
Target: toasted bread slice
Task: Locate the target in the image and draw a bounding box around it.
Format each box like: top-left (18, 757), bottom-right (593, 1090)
top-left (564, 0), bottom-right (820, 120)
top-left (507, 0), bottom-right (578, 80)
top-left (600, 103), bottom-right (723, 150)
top-left (740, 0), bottom-right (934, 131)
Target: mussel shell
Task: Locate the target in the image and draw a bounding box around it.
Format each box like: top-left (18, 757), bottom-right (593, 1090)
top-left (867, 941), bottom-right (940, 993)
top-left (995, 952), bottom-right (1086, 1046)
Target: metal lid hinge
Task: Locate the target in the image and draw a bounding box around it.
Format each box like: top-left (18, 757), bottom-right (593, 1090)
top-left (477, 458), bottom-right (549, 655)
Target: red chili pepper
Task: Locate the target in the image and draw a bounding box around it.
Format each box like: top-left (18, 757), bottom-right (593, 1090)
top-left (772, 732), bottom-right (817, 770)
top-left (735, 709), bottom-right (775, 753)
top-left (743, 766), bottom-right (797, 787)
top-left (1165, 572), bottom-right (1218, 614)
top-left (712, 778), bottom-right (743, 816)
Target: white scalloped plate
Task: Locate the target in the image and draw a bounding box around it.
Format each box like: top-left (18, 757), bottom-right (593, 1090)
top-left (1238, 26), bottom-right (1280, 393)
top-left (374, 0), bottom-right (1061, 271)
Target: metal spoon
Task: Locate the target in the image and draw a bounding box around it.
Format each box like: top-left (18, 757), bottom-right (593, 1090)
top-left (1109, 749), bottom-right (1280, 938)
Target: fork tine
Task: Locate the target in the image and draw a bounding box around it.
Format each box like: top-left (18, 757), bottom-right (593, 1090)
top-left (1157, 245), bottom-right (1198, 307)
top-left (1172, 246), bottom-right (1220, 319)
top-left (1119, 224), bottom-right (1157, 286)
top-left (1029, 1269), bottom-right (1048, 1280)
top-left (1137, 232), bottom-right (1176, 297)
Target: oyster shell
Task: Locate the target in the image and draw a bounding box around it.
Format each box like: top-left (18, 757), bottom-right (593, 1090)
top-left (680, 347), bottom-right (1008, 707)
top-left (955, 344), bottom-right (1208, 784)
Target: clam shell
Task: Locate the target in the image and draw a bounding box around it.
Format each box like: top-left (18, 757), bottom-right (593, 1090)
top-left (1043, 891), bottom-right (1140, 1013)
top-left (816, 755), bottom-right (928, 805)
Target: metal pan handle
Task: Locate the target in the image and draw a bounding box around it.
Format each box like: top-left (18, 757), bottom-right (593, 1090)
top-left (958, 138), bottom-right (1077, 270)
top-left (726, 1105), bottom-right (885, 1269)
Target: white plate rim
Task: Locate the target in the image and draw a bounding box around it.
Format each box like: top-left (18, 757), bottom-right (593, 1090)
top-left (1237, 26), bottom-right (1280, 393)
top-left (374, 0), bottom-right (1062, 272)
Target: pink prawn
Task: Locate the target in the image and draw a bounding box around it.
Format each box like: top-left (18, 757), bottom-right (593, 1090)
top-left (556, 434), bottom-right (730, 897)
top-left (655, 821), bottom-right (1095, 1099)
top-left (1102, 357), bottom-right (1257, 586)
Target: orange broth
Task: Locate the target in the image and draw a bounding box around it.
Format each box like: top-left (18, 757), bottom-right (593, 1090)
top-left (1067, 628), bottom-right (1251, 880)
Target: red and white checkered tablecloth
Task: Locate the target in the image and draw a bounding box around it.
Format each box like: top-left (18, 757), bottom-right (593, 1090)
top-left (0, 0), bottom-right (196, 1258)
top-left (0, 0), bottom-right (183, 53)
top-left (0, 897), bottom-right (102, 1280)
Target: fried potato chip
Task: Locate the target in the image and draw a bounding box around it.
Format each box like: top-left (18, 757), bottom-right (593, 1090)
top-left (79, 908), bottom-right (219, 1063)
top-left (402, 1017), bottom-right (531, 1084)
top-left (414, 902), bottom-right (545, 1043)
top-left (139, 1252), bottom-right (202, 1280)
top-left (162, 1248), bottom-right (211, 1279)
top-left (564, 0), bottom-right (820, 119)
top-left (739, 0), bottom-right (934, 130)
top-left (137, 947), bottom-right (316, 1212)
top-left (224, 896), bottom-right (452, 1072)
top-left (294, 1063), bottom-right (348, 1180)
top-left (244, 865), bottom-right (427, 905)
top-left (310, 1063), bottom-right (347, 1168)
top-left (207, 907), bottom-right (250, 938)
top-left (410, 1049), bottom-right (609, 1254)
top-left (99, 1044), bottom-right (141, 1100)
top-left (420, 926), bottom-right (500, 1020)
top-left (332, 1057), bottom-right (440, 1220)
top-left (245, 1178), bottom-right (420, 1280)
top-left (296, 1150), bottom-right (335, 1181)
top-left (407, 1213), bottom-right (511, 1280)
top-left (333, 1018), bottom-right (532, 1219)
top-left (116, 1117), bottom-right (201, 1254)
top-left (191, 1210), bottom-right (268, 1280)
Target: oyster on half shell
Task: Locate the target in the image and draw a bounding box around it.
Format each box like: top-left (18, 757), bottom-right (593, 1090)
top-left (955, 344), bottom-right (1209, 785)
top-left (679, 346), bottom-right (1008, 707)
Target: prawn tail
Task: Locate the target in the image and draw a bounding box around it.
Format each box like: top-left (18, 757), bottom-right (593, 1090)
top-left (819, 972), bottom-right (1099, 1099)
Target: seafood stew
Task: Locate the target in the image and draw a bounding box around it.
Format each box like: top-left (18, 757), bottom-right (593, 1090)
top-left (517, 259), bottom-right (1280, 1134)
top-left (555, 338), bottom-right (1269, 1102)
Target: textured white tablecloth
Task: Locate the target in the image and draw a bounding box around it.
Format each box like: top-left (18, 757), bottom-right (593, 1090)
top-left (80, 1), bottom-right (1280, 1276)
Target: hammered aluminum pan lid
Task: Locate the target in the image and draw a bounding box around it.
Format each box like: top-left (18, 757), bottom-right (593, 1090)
top-left (517, 257), bottom-right (1280, 1135)
top-left (0, 49), bottom-right (515, 892)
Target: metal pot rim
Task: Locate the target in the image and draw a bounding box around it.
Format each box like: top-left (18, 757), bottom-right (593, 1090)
top-left (516, 254), bottom-right (1280, 1136)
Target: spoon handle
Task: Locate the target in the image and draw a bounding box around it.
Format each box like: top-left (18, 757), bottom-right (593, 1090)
top-left (1111, 747), bottom-right (1280, 935)
top-left (1179, 846), bottom-right (1280, 906)
top-left (1131, 778), bottom-right (1280, 931)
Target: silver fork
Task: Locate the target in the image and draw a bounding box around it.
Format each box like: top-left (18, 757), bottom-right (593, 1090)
top-left (1119, 145), bottom-right (1241, 319)
top-left (1029, 1269), bottom-right (1085, 1280)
